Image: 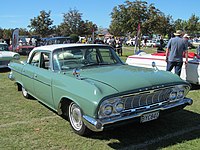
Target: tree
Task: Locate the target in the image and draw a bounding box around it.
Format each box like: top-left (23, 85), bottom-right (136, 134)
top-left (28, 10), bottom-right (55, 37)
top-left (70, 34), bottom-right (79, 43)
top-left (62, 8), bottom-right (82, 35)
top-left (109, 0), bottom-right (174, 37)
top-left (0, 28), bottom-right (3, 39)
top-left (155, 14), bottom-right (175, 38)
top-left (174, 19), bottom-right (188, 32)
top-left (19, 28), bottom-right (30, 36)
top-left (109, 5), bottom-right (128, 36)
top-left (2, 29), bottom-right (12, 40)
top-left (110, 0), bottom-right (150, 36)
top-left (58, 8), bottom-right (97, 37)
top-left (174, 14), bottom-right (200, 36)
top-left (187, 14), bottom-right (200, 36)
top-left (83, 20), bottom-right (98, 36)
top-left (56, 23), bottom-right (71, 36)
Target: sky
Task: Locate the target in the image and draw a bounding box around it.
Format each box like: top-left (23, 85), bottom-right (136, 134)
top-left (0, 0), bottom-right (199, 29)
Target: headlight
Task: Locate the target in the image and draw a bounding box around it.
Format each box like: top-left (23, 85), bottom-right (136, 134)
top-left (169, 91), bottom-right (177, 100)
top-left (103, 104), bottom-right (113, 116)
top-left (98, 97), bottom-right (124, 118)
top-left (177, 90), bottom-right (184, 99)
top-left (115, 102), bottom-right (124, 112)
top-left (169, 84), bottom-right (190, 101)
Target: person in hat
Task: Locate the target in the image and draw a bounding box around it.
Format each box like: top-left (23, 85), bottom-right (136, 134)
top-left (165, 30), bottom-right (188, 76)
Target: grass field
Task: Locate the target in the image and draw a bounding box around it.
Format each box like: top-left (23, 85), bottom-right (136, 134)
top-left (0, 47), bottom-right (200, 150)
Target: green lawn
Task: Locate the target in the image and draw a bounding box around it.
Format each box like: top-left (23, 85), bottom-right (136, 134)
top-left (0, 47), bottom-right (200, 150)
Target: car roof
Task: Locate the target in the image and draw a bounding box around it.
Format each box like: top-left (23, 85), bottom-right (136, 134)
top-left (32, 44), bottom-right (108, 52)
top-left (27, 44), bottom-right (111, 63)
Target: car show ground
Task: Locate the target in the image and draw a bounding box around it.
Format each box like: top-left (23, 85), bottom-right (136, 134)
top-left (0, 47), bottom-right (200, 150)
top-left (1, 113), bottom-right (200, 149)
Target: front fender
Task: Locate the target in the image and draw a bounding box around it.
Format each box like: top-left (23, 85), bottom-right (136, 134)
top-left (52, 74), bottom-right (117, 118)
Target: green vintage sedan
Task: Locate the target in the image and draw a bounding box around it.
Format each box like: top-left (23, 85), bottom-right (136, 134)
top-left (8, 44), bottom-right (193, 136)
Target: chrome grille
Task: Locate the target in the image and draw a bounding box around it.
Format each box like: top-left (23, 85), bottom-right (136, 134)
top-left (123, 88), bottom-right (172, 109)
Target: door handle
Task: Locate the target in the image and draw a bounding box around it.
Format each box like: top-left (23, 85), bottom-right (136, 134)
top-left (34, 74), bottom-right (37, 78)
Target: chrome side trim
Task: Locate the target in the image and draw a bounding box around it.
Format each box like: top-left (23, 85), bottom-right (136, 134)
top-left (9, 68), bottom-right (51, 87)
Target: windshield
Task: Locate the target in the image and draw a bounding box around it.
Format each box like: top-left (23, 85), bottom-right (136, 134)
top-left (52, 46), bottom-right (122, 71)
top-left (0, 44), bottom-right (9, 51)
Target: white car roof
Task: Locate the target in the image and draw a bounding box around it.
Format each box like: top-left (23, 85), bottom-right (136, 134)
top-left (33, 43), bottom-right (106, 52)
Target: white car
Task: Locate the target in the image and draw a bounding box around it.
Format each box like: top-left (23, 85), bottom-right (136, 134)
top-left (126, 39), bottom-right (135, 46)
top-left (126, 52), bottom-right (200, 85)
top-left (192, 39), bottom-right (200, 47)
top-left (142, 40), bottom-right (160, 47)
top-left (0, 43), bottom-right (20, 68)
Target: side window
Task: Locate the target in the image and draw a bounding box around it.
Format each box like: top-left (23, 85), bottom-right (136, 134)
top-left (85, 49), bottom-right (98, 63)
top-left (40, 52), bottom-right (50, 70)
top-left (29, 52), bottom-right (50, 69)
top-left (100, 48), bottom-right (116, 63)
top-left (30, 52), bottom-right (40, 67)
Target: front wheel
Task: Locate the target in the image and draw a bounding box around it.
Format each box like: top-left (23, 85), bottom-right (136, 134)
top-left (68, 102), bottom-right (89, 136)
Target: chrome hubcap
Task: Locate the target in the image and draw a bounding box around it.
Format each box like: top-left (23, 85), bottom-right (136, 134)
top-left (69, 103), bottom-right (82, 131)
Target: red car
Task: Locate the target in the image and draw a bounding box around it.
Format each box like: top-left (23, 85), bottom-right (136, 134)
top-left (9, 45), bottom-right (35, 55)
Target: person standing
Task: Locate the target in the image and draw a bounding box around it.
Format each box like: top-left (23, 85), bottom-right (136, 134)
top-left (183, 34), bottom-right (190, 48)
top-left (160, 36), bottom-right (164, 48)
top-left (165, 30), bottom-right (188, 76)
top-left (144, 38), bottom-right (147, 48)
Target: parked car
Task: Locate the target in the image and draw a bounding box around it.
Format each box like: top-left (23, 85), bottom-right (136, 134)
top-left (0, 42), bottom-right (20, 68)
top-left (191, 39), bottom-right (200, 48)
top-left (142, 39), bottom-right (160, 47)
top-left (9, 45), bottom-right (35, 55)
top-left (8, 44), bottom-right (192, 136)
top-left (126, 39), bottom-right (135, 46)
top-left (126, 51), bottom-right (200, 85)
top-left (41, 36), bottom-right (74, 45)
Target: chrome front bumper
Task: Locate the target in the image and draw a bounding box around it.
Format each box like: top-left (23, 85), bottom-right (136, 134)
top-left (82, 98), bottom-right (193, 132)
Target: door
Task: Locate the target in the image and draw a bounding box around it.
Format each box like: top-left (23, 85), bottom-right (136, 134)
top-left (32, 52), bottom-right (55, 108)
top-left (22, 52), bottom-right (40, 96)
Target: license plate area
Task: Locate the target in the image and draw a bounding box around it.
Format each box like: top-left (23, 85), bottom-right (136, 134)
top-left (140, 111), bottom-right (159, 123)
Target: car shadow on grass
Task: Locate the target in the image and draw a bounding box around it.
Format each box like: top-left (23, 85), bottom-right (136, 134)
top-left (0, 68), bottom-right (10, 73)
top-left (191, 84), bottom-right (200, 90)
top-left (88, 109), bottom-right (200, 149)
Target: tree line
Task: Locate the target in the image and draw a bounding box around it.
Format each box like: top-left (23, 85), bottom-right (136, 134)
top-left (0, 9), bottom-right (97, 41)
top-left (109, 0), bottom-right (200, 38)
top-left (0, 0), bottom-right (200, 40)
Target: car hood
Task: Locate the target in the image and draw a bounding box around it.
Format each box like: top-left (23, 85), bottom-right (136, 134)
top-left (80, 65), bottom-right (183, 93)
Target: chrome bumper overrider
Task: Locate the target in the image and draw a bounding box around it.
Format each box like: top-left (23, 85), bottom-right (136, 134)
top-left (8, 72), bottom-right (15, 81)
top-left (82, 98), bottom-right (193, 132)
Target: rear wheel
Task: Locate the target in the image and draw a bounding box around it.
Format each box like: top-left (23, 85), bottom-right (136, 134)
top-left (22, 86), bottom-right (31, 99)
top-left (68, 102), bottom-right (89, 136)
